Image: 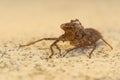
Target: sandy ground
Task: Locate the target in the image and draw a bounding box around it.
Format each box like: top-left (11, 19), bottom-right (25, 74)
top-left (0, 0), bottom-right (120, 80)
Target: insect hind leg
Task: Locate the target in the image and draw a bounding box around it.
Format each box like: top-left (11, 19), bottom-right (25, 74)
top-left (101, 38), bottom-right (113, 50)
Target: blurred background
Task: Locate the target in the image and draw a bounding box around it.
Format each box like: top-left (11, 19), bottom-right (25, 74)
top-left (0, 0), bottom-right (120, 40)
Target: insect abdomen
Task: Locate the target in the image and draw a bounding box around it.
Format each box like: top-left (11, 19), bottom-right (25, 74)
top-left (84, 28), bottom-right (102, 43)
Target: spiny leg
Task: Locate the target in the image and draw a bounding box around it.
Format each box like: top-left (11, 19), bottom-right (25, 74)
top-left (19, 38), bottom-right (58, 48)
top-left (89, 44), bottom-right (96, 59)
top-left (49, 39), bottom-right (60, 58)
top-left (101, 38), bottom-right (113, 50)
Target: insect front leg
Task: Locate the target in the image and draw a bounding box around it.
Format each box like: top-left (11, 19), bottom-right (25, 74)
top-left (19, 38), bottom-right (58, 48)
top-left (49, 34), bottom-right (66, 58)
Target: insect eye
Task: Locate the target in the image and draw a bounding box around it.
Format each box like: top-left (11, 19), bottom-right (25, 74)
top-left (65, 24), bottom-right (67, 26)
top-left (65, 23), bottom-right (68, 26)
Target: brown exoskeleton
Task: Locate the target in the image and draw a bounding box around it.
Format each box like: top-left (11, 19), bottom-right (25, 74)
top-left (19, 19), bottom-right (113, 58)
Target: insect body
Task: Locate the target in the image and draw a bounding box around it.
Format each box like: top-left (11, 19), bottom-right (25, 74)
top-left (19, 19), bottom-right (113, 58)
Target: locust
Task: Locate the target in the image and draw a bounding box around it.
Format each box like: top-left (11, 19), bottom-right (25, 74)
top-left (19, 19), bottom-right (113, 58)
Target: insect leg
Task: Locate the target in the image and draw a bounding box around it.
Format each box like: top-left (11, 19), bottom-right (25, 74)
top-left (54, 44), bottom-right (61, 56)
top-left (49, 39), bottom-right (60, 58)
top-left (19, 38), bottom-right (58, 48)
top-left (63, 47), bottom-right (79, 57)
top-left (88, 44), bottom-right (96, 59)
top-left (101, 38), bottom-right (113, 50)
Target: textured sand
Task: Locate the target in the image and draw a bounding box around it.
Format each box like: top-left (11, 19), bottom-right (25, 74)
top-left (0, 0), bottom-right (120, 80)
